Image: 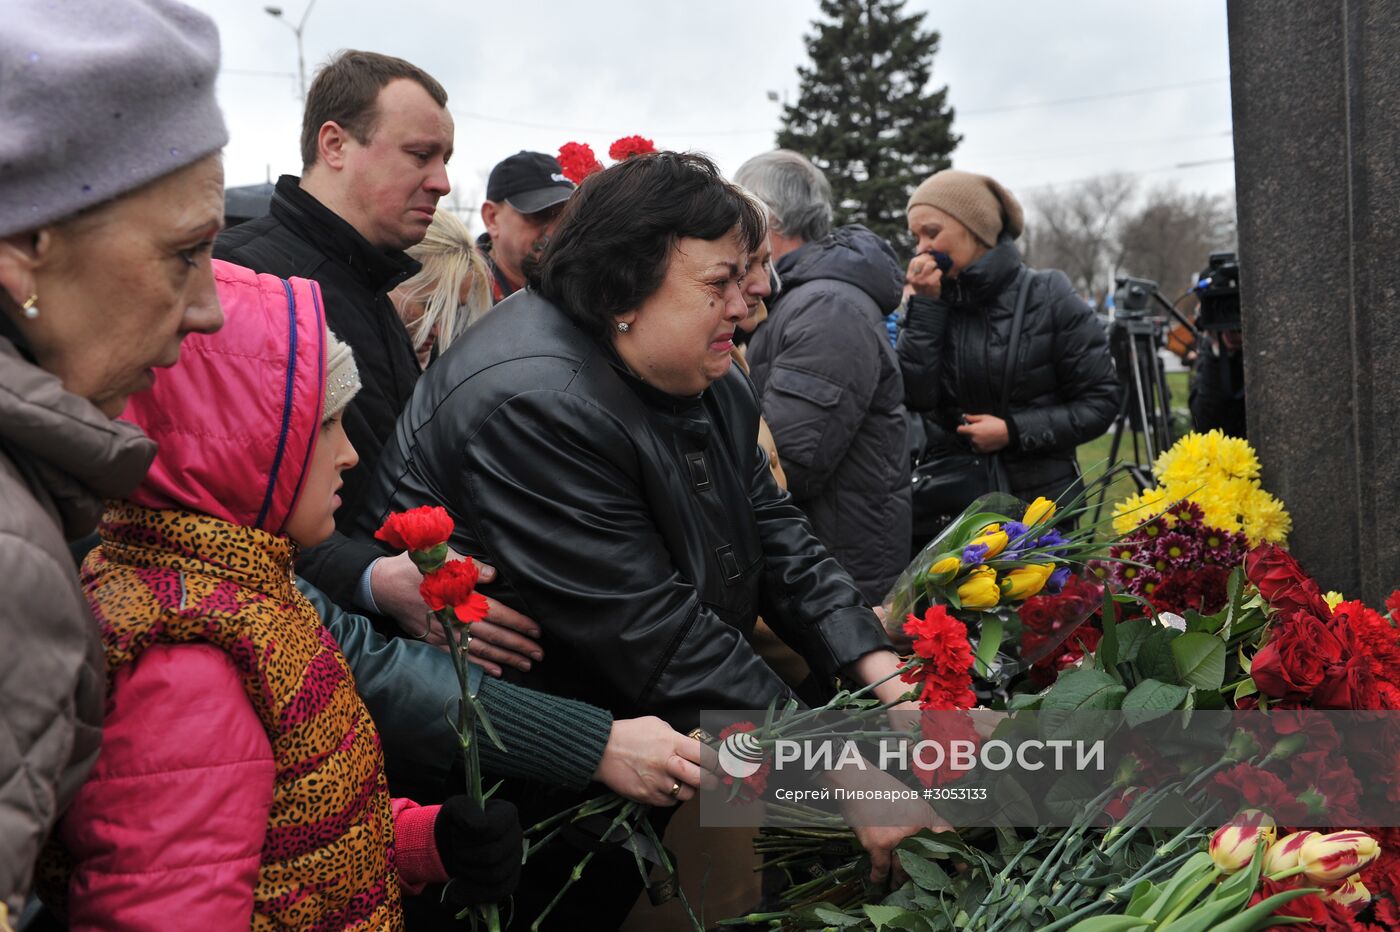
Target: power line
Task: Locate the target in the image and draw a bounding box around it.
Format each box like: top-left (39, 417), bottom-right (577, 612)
top-left (958, 76), bottom-right (1231, 116)
top-left (444, 76), bottom-right (1232, 139)
top-left (1021, 155), bottom-right (1235, 192)
top-left (964, 129), bottom-right (1233, 167)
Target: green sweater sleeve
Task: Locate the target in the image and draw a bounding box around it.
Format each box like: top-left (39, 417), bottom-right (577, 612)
top-left (296, 576), bottom-right (613, 796)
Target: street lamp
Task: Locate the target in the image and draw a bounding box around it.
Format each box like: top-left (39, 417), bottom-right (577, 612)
top-left (264, 0), bottom-right (317, 102)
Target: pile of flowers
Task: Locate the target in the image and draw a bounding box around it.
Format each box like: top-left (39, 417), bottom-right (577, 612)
top-left (1242, 544), bottom-right (1400, 711)
top-left (556, 134), bottom-right (657, 184)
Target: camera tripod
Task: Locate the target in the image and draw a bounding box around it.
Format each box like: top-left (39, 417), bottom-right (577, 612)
top-left (1091, 284), bottom-right (1200, 525)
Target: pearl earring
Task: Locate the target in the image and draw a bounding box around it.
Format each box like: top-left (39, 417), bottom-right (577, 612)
top-left (21, 294), bottom-right (39, 320)
top-left (616, 321), bottom-right (630, 333)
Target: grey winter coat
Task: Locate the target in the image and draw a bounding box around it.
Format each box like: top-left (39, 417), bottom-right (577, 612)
top-left (0, 331), bottom-right (154, 918)
top-left (746, 225), bottom-right (913, 604)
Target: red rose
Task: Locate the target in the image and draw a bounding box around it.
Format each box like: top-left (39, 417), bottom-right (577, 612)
top-left (1245, 544), bottom-right (1334, 620)
top-left (1251, 610), bottom-right (1341, 701)
top-left (375, 506), bottom-right (455, 553)
top-left (419, 559), bottom-right (489, 624)
top-left (607, 135), bottom-right (655, 161)
top-left (557, 141), bottom-right (603, 185)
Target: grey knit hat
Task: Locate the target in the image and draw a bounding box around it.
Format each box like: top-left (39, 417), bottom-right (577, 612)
top-left (0, 0), bottom-right (229, 237)
top-left (906, 169), bottom-right (1025, 247)
top-left (323, 329), bottom-right (361, 421)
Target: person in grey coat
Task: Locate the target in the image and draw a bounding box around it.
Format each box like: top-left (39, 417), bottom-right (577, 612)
top-left (735, 151), bottom-right (912, 604)
top-left (0, 1), bottom-right (229, 918)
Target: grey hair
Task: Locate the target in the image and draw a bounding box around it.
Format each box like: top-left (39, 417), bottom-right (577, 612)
top-left (733, 149), bottom-right (833, 243)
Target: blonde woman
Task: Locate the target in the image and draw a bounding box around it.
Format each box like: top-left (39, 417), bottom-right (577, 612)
top-left (391, 210), bottom-right (492, 367)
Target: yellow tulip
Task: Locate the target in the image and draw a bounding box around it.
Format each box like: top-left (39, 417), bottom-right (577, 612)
top-left (925, 556), bottom-right (961, 585)
top-left (1023, 496), bottom-right (1057, 526)
top-left (957, 566), bottom-right (1000, 609)
top-left (1299, 830), bottom-right (1381, 884)
top-left (967, 529), bottom-right (1009, 560)
top-left (1327, 875), bottom-right (1371, 910)
top-left (999, 563), bottom-right (1054, 601)
top-left (1209, 810), bottom-right (1276, 873)
top-left (1262, 831), bottom-right (1317, 876)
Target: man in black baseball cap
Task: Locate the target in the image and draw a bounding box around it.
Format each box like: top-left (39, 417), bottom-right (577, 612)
top-left (479, 151), bottom-right (576, 301)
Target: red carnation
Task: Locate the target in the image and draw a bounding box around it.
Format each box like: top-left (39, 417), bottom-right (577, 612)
top-left (1209, 762), bottom-right (1307, 823)
top-left (608, 135), bottom-right (655, 161)
top-left (1246, 544), bottom-right (1334, 621)
top-left (718, 721), bottom-right (770, 802)
top-left (557, 141), bottom-right (603, 185)
top-left (419, 558), bottom-right (490, 624)
top-left (375, 506), bottom-right (454, 553)
top-left (1336, 600), bottom-right (1400, 709)
top-left (901, 606), bottom-right (976, 709)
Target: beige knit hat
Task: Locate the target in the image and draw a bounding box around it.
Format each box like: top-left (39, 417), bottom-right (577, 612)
top-left (323, 329), bottom-right (361, 421)
top-left (906, 169), bottom-right (1025, 246)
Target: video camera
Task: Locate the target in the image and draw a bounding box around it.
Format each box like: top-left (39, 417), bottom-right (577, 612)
top-left (1194, 252), bottom-right (1240, 332)
top-left (1113, 276), bottom-right (1159, 319)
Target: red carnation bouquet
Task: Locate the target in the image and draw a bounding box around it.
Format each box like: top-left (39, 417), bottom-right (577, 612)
top-left (375, 507), bottom-right (500, 927)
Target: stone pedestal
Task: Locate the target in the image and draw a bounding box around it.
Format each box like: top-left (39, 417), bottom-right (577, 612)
top-left (1229, 0), bottom-right (1400, 601)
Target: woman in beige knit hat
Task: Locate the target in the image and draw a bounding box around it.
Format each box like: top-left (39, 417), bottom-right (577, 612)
top-left (898, 169), bottom-right (1121, 549)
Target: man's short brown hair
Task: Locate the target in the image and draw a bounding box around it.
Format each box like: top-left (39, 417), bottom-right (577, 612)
top-left (300, 50), bottom-right (448, 170)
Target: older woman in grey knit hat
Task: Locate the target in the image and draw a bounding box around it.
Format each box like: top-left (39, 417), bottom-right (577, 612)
top-left (898, 169), bottom-right (1121, 549)
top-left (0, 0), bottom-right (228, 919)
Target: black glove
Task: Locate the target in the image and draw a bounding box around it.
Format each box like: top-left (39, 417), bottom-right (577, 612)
top-left (433, 795), bottom-right (523, 906)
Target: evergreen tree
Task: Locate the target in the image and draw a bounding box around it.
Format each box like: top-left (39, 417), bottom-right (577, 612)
top-left (777, 0), bottom-right (959, 252)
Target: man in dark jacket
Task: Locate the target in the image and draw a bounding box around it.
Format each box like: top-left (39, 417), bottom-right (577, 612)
top-left (735, 150), bottom-right (912, 604)
top-left (477, 150), bottom-right (574, 303)
top-left (215, 50), bottom-right (539, 673)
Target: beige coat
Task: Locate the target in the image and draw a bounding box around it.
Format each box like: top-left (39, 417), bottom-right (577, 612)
top-left (0, 335), bottom-right (153, 916)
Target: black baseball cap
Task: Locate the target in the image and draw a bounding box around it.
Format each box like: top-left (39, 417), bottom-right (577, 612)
top-left (485, 151), bottom-right (576, 214)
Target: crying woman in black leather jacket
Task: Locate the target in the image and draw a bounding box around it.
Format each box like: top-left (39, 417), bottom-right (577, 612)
top-left (360, 153), bottom-right (933, 927)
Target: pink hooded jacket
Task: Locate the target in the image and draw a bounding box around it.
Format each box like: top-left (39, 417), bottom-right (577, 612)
top-left (60, 260), bottom-right (445, 930)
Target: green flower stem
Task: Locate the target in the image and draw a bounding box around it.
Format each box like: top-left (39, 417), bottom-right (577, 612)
top-left (529, 802), bottom-right (639, 932)
top-left (637, 814), bottom-right (702, 931)
top-left (965, 828), bottom-right (1046, 928)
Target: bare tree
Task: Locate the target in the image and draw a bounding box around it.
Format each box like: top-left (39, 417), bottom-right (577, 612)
top-left (1117, 183), bottom-right (1237, 299)
top-left (1023, 173), bottom-right (1138, 301)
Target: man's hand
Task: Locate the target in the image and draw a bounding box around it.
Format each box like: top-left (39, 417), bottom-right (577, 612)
top-left (956, 413), bottom-right (1010, 453)
top-left (592, 717), bottom-right (718, 807)
top-left (370, 551), bottom-right (543, 675)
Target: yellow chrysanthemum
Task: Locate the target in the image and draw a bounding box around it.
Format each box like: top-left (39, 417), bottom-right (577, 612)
top-left (1112, 485), bottom-right (1170, 535)
top-left (1214, 434), bottom-right (1262, 480)
top-left (1241, 490), bottom-right (1291, 545)
top-left (1112, 432), bottom-right (1290, 546)
top-left (1324, 591), bottom-right (1345, 611)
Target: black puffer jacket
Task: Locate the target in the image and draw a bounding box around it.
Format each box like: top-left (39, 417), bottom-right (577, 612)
top-left (215, 175), bottom-right (422, 607)
top-left (746, 225), bottom-right (912, 603)
top-left (356, 291), bottom-right (891, 729)
top-left (898, 240), bottom-right (1120, 505)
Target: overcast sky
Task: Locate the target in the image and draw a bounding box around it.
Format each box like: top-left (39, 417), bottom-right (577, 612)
top-left (193, 0), bottom-right (1235, 231)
